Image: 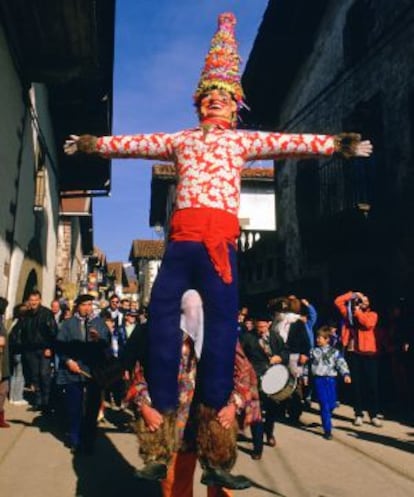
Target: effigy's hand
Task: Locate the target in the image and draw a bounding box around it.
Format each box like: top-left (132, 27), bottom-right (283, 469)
top-left (63, 134), bottom-right (80, 155)
top-left (141, 404), bottom-right (163, 432)
top-left (334, 133), bottom-right (373, 159)
top-left (217, 403), bottom-right (236, 430)
top-left (354, 139), bottom-right (373, 157)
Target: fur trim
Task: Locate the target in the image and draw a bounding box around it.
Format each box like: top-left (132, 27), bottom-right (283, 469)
top-left (77, 134), bottom-right (98, 154)
top-left (135, 411), bottom-right (177, 465)
top-left (334, 133), bottom-right (362, 159)
top-left (196, 404), bottom-right (238, 471)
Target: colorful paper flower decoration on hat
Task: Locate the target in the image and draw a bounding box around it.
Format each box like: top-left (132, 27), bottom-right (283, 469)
top-left (194, 12), bottom-right (244, 106)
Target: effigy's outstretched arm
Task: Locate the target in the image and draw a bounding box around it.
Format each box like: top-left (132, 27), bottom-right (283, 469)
top-left (63, 132), bottom-right (175, 161)
top-left (242, 131), bottom-right (373, 161)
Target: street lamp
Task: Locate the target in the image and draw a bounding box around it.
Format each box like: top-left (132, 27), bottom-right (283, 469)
top-left (357, 202), bottom-right (371, 219)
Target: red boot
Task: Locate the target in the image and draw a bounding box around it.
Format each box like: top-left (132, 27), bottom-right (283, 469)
top-left (0, 410), bottom-right (10, 428)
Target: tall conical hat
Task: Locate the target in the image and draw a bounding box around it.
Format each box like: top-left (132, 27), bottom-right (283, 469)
top-left (194, 12), bottom-right (244, 105)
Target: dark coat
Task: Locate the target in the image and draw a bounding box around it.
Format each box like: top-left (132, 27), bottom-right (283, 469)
top-left (287, 320), bottom-right (311, 356)
top-left (120, 322), bottom-right (148, 371)
top-left (20, 306), bottom-right (57, 350)
top-left (240, 329), bottom-right (289, 378)
top-left (56, 314), bottom-right (110, 385)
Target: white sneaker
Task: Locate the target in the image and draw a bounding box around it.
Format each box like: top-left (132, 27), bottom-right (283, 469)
top-left (353, 416), bottom-right (363, 426)
top-left (371, 417), bottom-right (383, 427)
top-left (10, 400), bottom-right (29, 406)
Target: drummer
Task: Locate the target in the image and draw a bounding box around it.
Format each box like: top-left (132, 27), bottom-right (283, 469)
top-left (239, 312), bottom-right (289, 459)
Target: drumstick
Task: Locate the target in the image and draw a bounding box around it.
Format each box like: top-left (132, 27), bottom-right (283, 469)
top-left (79, 369), bottom-right (92, 379)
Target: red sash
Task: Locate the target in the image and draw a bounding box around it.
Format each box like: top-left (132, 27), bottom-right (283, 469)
top-left (170, 208), bottom-right (239, 284)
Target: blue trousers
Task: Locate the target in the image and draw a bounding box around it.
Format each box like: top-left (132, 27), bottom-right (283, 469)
top-left (24, 350), bottom-right (52, 407)
top-left (147, 241), bottom-right (239, 412)
top-left (65, 381), bottom-right (101, 448)
top-left (314, 376), bottom-right (337, 434)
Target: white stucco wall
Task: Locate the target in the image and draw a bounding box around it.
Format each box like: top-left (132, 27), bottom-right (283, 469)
top-left (32, 84), bottom-right (59, 304)
top-left (0, 24), bottom-right (59, 315)
top-left (239, 190), bottom-right (276, 231)
top-left (0, 23), bottom-right (36, 311)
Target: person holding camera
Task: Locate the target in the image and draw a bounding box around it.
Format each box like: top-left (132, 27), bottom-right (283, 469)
top-left (334, 291), bottom-right (381, 427)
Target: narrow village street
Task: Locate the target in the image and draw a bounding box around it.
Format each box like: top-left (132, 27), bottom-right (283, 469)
top-left (1, 401), bottom-right (413, 497)
top-left (1, 3), bottom-right (414, 497)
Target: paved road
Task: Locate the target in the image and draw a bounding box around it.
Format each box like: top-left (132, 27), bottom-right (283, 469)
top-left (1, 401), bottom-right (413, 497)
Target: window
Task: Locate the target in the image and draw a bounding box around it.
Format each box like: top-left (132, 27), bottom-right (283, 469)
top-left (343, 94), bottom-right (384, 210)
top-left (343, 0), bottom-right (375, 66)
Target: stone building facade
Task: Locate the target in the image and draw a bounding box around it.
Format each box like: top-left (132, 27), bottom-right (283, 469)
top-left (242, 0), bottom-right (414, 310)
top-left (129, 240), bottom-right (165, 307)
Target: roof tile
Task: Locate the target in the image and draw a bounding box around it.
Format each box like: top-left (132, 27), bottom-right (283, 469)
top-left (131, 239), bottom-right (165, 259)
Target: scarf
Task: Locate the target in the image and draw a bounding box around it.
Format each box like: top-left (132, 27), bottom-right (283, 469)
top-left (274, 312), bottom-right (300, 343)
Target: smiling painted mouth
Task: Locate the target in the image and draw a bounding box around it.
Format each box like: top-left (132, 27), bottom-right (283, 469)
top-left (208, 102), bottom-right (224, 109)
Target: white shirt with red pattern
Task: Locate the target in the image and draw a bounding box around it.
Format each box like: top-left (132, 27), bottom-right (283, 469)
top-left (96, 127), bottom-right (336, 216)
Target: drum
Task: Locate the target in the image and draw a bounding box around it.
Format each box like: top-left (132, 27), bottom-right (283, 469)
top-left (261, 364), bottom-right (297, 402)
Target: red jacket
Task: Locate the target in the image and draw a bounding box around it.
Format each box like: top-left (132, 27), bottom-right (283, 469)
top-left (334, 291), bottom-right (378, 354)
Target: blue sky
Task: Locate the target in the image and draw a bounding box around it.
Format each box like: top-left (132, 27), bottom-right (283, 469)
top-left (93, 0), bottom-right (269, 262)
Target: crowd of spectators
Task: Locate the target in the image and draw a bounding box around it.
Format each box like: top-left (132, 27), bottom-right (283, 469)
top-left (1, 290), bottom-right (146, 434)
top-left (1, 286), bottom-right (413, 496)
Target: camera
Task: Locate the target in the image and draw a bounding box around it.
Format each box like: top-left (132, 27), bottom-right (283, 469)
top-left (350, 297), bottom-right (362, 310)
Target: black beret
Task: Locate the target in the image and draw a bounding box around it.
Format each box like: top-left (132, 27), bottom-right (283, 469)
top-left (75, 294), bottom-right (95, 305)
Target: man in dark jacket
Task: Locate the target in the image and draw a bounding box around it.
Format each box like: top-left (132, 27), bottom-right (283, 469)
top-left (56, 294), bottom-right (110, 454)
top-left (21, 290), bottom-right (58, 412)
top-left (240, 313), bottom-right (289, 458)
